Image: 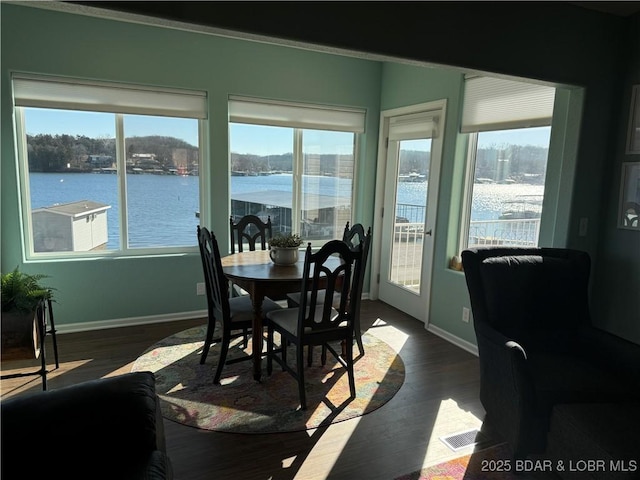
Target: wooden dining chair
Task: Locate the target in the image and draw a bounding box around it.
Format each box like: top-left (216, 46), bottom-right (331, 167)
top-left (197, 225), bottom-right (281, 384)
top-left (229, 214), bottom-right (273, 296)
top-left (266, 239), bottom-right (366, 410)
top-left (286, 222), bottom-right (372, 355)
top-left (229, 214), bottom-right (272, 253)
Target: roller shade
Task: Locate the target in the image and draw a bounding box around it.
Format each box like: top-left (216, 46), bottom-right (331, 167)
top-left (229, 96), bottom-right (365, 133)
top-left (388, 111), bottom-right (439, 140)
top-left (461, 76), bottom-right (555, 133)
top-left (13, 74), bottom-right (208, 119)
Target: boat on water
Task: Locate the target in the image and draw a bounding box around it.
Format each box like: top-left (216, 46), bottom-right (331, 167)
top-left (499, 195), bottom-right (543, 220)
top-left (398, 172), bottom-right (426, 182)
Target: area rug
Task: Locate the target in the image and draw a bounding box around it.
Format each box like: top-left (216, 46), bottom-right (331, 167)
top-left (394, 443), bottom-right (518, 480)
top-left (131, 324), bottom-right (405, 434)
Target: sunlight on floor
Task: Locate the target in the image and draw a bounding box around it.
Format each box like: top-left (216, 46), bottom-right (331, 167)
top-left (295, 416), bottom-right (363, 478)
top-left (422, 398), bottom-right (484, 467)
top-left (367, 317), bottom-right (410, 352)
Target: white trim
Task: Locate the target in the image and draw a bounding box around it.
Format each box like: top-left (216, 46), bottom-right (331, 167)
top-left (54, 309), bottom-right (208, 334)
top-left (427, 324), bottom-right (479, 357)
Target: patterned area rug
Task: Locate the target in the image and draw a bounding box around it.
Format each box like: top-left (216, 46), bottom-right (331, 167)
top-left (394, 443), bottom-right (519, 480)
top-left (132, 325), bottom-right (405, 433)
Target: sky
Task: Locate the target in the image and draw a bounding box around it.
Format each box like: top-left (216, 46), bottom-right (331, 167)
top-left (24, 108), bottom-right (552, 156)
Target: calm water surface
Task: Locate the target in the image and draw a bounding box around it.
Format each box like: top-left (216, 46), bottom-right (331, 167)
top-left (29, 172), bottom-right (543, 248)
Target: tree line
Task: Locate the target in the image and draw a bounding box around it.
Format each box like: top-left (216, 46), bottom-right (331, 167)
top-left (26, 134), bottom-right (198, 172)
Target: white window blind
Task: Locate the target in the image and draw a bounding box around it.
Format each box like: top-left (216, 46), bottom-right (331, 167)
top-left (13, 74), bottom-right (208, 119)
top-left (228, 96), bottom-right (365, 133)
top-left (388, 111), bottom-right (439, 140)
top-left (461, 76), bottom-right (555, 133)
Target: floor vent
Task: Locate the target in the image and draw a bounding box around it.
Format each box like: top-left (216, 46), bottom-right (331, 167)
top-left (440, 428), bottom-right (482, 451)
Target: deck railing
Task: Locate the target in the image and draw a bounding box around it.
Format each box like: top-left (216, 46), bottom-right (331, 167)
top-left (390, 205), bottom-right (540, 286)
top-left (467, 218), bottom-right (540, 248)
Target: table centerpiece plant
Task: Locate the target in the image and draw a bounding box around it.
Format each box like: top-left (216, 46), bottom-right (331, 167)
top-left (268, 233), bottom-right (304, 265)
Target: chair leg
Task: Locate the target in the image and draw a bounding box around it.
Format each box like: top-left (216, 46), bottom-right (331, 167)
top-left (281, 334), bottom-right (287, 371)
top-left (266, 325), bottom-right (274, 375)
top-left (345, 335), bottom-right (356, 399)
top-left (307, 344), bottom-right (313, 366)
top-left (200, 320), bottom-right (216, 364)
top-left (297, 343), bottom-right (307, 410)
top-left (354, 325), bottom-right (364, 356)
top-left (213, 333), bottom-right (231, 384)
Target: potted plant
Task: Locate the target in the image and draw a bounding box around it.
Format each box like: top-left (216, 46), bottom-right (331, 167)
top-left (1, 267), bottom-right (54, 360)
top-left (268, 233), bottom-right (304, 265)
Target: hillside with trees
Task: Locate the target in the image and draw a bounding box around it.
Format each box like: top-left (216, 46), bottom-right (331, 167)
top-left (26, 134), bottom-right (198, 172)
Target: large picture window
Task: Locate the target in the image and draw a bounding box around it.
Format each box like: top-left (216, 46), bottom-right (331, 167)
top-left (459, 76), bottom-right (555, 251)
top-left (13, 74), bottom-right (206, 256)
top-left (228, 97), bottom-right (364, 245)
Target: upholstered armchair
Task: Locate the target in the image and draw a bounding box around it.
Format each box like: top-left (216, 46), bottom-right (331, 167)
top-left (1, 371), bottom-right (172, 480)
top-left (462, 247), bottom-right (640, 459)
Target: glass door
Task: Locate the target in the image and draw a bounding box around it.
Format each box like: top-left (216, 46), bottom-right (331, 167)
top-left (377, 102), bottom-right (445, 323)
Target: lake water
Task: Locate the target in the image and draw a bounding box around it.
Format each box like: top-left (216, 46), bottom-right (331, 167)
top-left (28, 172), bottom-right (544, 248)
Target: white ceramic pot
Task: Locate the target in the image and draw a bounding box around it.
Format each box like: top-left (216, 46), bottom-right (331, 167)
top-left (269, 247), bottom-right (299, 266)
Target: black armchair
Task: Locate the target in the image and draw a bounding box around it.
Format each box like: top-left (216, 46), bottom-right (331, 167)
top-left (462, 247), bottom-right (640, 459)
top-left (1, 371), bottom-right (172, 480)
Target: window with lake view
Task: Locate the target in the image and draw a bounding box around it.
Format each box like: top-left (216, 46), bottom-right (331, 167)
top-left (13, 75), bottom-right (205, 256)
top-left (459, 76), bottom-right (556, 252)
top-left (228, 97), bottom-right (364, 246)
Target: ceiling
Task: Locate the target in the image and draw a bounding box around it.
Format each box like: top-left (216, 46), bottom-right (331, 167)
top-left (570, 2), bottom-right (640, 16)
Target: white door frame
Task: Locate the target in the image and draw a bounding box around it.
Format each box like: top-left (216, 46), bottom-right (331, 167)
top-left (369, 100), bottom-right (447, 326)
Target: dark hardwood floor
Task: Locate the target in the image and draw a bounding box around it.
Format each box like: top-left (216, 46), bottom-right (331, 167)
top-left (2, 300), bottom-right (503, 480)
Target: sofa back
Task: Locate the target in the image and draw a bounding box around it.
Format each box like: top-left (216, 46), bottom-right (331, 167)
top-left (462, 247), bottom-right (591, 340)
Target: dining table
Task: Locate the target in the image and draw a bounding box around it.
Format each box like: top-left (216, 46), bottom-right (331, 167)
top-left (221, 249), bottom-right (340, 381)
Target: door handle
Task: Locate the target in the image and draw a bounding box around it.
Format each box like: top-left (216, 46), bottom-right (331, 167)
top-left (424, 229), bottom-right (432, 236)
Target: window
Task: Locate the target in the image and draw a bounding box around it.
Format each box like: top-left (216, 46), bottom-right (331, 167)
top-left (13, 74), bottom-right (206, 256)
top-left (228, 97), bottom-right (364, 245)
top-left (459, 76), bottom-right (555, 251)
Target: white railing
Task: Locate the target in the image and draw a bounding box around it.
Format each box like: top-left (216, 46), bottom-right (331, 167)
top-left (391, 222), bottom-right (424, 289)
top-left (467, 218), bottom-right (540, 248)
top-left (389, 218), bottom-right (540, 287)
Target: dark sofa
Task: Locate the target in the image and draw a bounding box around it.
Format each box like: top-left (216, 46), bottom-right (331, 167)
top-left (461, 247), bottom-right (640, 460)
top-left (1, 371), bottom-right (172, 480)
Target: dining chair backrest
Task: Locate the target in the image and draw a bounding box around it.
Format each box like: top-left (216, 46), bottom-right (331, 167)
top-left (342, 221), bottom-right (366, 249)
top-left (230, 215), bottom-right (272, 253)
top-left (197, 225), bottom-right (231, 320)
top-left (347, 226), bottom-right (372, 321)
top-left (297, 239), bottom-right (362, 334)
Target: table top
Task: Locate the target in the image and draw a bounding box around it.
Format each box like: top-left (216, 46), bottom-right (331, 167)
top-left (221, 250), bottom-right (306, 283)
top-left (221, 250), bottom-right (339, 283)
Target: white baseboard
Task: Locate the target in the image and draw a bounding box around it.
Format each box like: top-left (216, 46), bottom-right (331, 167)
top-left (427, 323), bottom-right (478, 357)
top-left (55, 309), bottom-right (208, 334)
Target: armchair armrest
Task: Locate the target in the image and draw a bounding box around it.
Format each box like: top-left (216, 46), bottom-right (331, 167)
top-left (474, 321), bottom-right (540, 458)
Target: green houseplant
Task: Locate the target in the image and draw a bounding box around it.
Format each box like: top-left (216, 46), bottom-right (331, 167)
top-left (268, 233), bottom-right (304, 265)
top-left (1, 267), bottom-right (53, 314)
top-left (1, 267), bottom-right (54, 360)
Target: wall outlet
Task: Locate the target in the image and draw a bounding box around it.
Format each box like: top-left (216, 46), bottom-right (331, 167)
top-left (462, 307), bottom-right (470, 323)
top-left (196, 282), bottom-right (206, 296)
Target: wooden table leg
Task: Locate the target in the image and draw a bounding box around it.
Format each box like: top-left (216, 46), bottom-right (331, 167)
top-left (250, 288), bottom-right (265, 381)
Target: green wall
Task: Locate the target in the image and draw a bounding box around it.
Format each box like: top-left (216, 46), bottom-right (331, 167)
top-left (0, 4), bottom-right (381, 328)
top-left (2, 3), bottom-right (638, 347)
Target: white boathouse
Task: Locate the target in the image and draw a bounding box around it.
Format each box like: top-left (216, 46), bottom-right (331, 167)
top-left (32, 200), bottom-right (110, 252)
